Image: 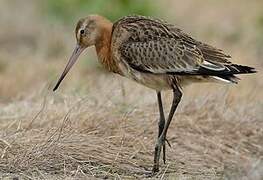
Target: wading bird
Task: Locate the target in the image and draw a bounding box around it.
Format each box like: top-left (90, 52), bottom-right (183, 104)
top-left (53, 15), bottom-right (256, 172)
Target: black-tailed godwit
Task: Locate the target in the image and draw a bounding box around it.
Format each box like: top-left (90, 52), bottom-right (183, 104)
top-left (53, 15), bottom-right (256, 172)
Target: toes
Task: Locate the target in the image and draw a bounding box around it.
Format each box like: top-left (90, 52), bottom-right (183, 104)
top-left (152, 165), bottom-right (159, 173)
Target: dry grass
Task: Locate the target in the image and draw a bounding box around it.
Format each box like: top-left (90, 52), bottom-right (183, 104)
top-left (0, 80), bottom-right (262, 179)
top-left (0, 0), bottom-right (263, 179)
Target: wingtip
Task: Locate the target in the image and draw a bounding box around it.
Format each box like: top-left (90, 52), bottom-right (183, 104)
top-left (245, 67), bottom-right (257, 74)
top-left (250, 68), bottom-right (257, 73)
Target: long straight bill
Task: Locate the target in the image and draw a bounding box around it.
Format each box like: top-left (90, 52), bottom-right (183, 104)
top-left (53, 45), bottom-right (85, 91)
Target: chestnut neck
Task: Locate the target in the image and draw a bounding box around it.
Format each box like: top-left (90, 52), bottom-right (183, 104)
top-left (95, 23), bottom-right (120, 74)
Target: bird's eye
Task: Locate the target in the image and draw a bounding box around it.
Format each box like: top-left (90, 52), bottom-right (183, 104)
top-left (80, 29), bottom-right (85, 35)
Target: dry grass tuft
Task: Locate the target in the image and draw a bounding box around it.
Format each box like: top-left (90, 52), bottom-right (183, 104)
top-left (0, 77), bottom-right (262, 179)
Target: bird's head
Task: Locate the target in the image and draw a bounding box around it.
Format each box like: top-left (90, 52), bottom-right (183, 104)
top-left (53, 15), bottom-right (112, 91)
top-left (76, 15), bottom-right (110, 47)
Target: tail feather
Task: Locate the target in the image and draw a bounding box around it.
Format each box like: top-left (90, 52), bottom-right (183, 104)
top-left (225, 64), bottom-right (257, 74)
top-left (212, 64), bottom-right (256, 83)
top-left (199, 63), bottom-right (256, 83)
top-left (199, 64), bottom-right (257, 76)
top-left (165, 62), bottom-right (256, 84)
top-left (216, 74), bottom-right (240, 83)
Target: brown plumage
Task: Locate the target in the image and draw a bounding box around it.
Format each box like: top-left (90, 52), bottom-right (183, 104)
top-left (53, 15), bottom-right (256, 173)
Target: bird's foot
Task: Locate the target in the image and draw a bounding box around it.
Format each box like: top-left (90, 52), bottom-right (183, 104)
top-left (152, 135), bottom-right (166, 173)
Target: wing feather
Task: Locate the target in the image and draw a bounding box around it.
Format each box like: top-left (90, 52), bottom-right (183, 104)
top-left (120, 38), bottom-right (204, 74)
top-left (114, 15), bottom-right (234, 75)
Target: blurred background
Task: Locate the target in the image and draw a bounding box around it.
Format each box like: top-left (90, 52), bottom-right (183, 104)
top-left (0, 0), bottom-right (262, 179)
top-left (0, 0), bottom-right (262, 100)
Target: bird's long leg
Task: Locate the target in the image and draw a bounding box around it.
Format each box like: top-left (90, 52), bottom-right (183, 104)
top-left (152, 86), bottom-right (182, 173)
top-left (156, 91), bottom-right (166, 164)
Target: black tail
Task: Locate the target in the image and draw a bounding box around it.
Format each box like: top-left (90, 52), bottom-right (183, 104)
top-left (212, 64), bottom-right (256, 83)
top-left (197, 64), bottom-right (257, 76)
top-left (158, 63), bottom-right (256, 83)
top-left (225, 64), bottom-right (257, 74)
top-left (183, 64), bottom-right (256, 83)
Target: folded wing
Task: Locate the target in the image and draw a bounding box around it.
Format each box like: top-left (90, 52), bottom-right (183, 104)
top-left (120, 38), bottom-right (228, 75)
top-left (115, 15), bottom-right (256, 82)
